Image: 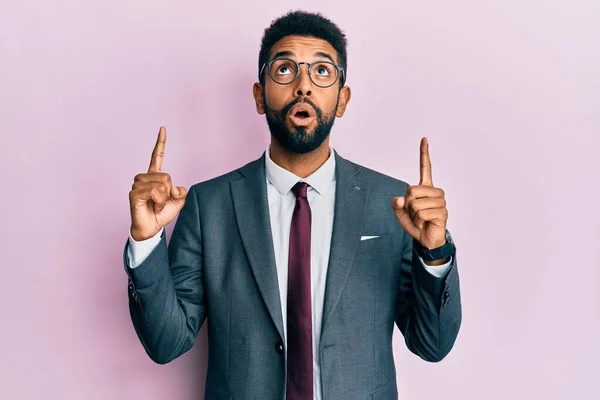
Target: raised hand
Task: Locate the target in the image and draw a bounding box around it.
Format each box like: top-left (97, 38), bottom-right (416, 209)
top-left (392, 137), bottom-right (448, 250)
top-left (129, 127), bottom-right (188, 241)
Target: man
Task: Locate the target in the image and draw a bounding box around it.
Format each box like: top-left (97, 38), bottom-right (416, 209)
top-left (124, 10), bottom-right (461, 400)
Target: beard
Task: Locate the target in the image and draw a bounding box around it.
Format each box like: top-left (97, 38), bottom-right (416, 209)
top-left (263, 96), bottom-right (338, 154)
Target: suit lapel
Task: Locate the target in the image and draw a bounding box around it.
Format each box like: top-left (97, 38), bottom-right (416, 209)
top-left (229, 150), bottom-right (370, 342)
top-left (230, 152), bottom-right (285, 341)
top-left (321, 151), bottom-right (370, 337)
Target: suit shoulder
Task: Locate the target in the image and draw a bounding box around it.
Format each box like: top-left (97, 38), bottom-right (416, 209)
top-left (349, 159), bottom-right (411, 192)
top-left (187, 155), bottom-right (260, 194)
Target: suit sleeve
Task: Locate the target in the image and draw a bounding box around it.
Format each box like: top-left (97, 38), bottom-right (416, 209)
top-left (394, 231), bottom-right (462, 362)
top-left (122, 184), bottom-right (206, 364)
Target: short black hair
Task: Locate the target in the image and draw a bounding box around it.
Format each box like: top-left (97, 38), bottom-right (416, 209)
top-left (258, 10), bottom-right (348, 85)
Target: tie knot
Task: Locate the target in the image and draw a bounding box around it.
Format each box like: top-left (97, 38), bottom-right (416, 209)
top-left (292, 181), bottom-right (309, 199)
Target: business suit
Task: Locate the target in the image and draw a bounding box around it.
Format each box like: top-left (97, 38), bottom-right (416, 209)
top-left (123, 148), bottom-right (462, 400)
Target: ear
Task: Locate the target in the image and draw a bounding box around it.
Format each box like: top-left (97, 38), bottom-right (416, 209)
top-left (335, 85), bottom-right (351, 117)
top-left (253, 82), bottom-right (266, 115)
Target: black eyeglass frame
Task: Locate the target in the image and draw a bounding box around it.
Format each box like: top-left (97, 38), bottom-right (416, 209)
top-left (259, 57), bottom-right (346, 88)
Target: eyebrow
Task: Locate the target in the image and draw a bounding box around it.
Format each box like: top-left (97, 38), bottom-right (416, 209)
top-left (272, 50), bottom-right (337, 64)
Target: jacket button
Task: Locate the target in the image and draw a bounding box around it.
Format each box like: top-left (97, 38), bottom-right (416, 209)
top-left (442, 290), bottom-right (450, 306)
top-left (275, 343), bottom-right (284, 354)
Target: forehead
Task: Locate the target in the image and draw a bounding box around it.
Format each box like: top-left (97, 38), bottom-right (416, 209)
top-left (269, 35), bottom-right (339, 64)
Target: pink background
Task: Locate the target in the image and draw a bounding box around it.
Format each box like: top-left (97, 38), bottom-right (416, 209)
top-left (2, 0), bottom-right (599, 399)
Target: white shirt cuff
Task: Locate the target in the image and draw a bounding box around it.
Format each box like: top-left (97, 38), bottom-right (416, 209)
top-left (418, 255), bottom-right (453, 278)
top-left (127, 227), bottom-right (164, 269)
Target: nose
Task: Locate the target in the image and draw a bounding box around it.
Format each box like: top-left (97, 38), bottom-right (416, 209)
top-left (293, 63), bottom-right (312, 97)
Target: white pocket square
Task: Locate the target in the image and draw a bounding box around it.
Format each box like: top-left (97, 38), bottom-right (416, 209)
top-left (360, 235), bottom-right (380, 241)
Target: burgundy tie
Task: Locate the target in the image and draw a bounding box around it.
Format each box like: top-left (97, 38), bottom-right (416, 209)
top-left (286, 181), bottom-right (313, 400)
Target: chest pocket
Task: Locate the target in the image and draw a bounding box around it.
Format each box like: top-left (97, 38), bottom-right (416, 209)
top-left (356, 233), bottom-right (394, 254)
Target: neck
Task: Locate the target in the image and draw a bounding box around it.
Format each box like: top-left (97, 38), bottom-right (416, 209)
top-left (269, 138), bottom-right (331, 178)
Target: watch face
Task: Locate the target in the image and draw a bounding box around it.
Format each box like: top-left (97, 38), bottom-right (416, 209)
top-left (425, 240), bottom-right (455, 261)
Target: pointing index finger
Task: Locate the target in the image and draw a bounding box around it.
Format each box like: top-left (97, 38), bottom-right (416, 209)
top-left (148, 126), bottom-right (167, 173)
top-left (419, 137), bottom-right (433, 186)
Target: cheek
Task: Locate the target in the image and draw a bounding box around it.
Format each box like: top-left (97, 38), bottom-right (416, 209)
top-left (264, 85), bottom-right (288, 110)
top-left (320, 92), bottom-right (340, 114)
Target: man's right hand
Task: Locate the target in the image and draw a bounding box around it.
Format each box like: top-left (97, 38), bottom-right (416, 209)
top-left (129, 126), bottom-right (188, 241)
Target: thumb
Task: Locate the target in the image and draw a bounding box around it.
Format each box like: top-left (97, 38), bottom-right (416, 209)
top-left (392, 196), bottom-right (405, 210)
top-left (391, 196), bottom-right (420, 239)
top-left (171, 185), bottom-right (187, 199)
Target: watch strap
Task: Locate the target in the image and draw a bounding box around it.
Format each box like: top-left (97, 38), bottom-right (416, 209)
top-left (413, 231), bottom-right (456, 262)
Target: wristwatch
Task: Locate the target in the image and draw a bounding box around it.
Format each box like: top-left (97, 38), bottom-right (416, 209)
top-left (413, 230), bottom-right (456, 262)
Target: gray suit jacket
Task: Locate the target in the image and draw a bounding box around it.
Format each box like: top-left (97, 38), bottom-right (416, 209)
top-left (123, 149), bottom-right (462, 400)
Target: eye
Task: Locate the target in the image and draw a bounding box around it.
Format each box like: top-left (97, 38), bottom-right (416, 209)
top-left (277, 65), bottom-right (292, 75)
top-left (272, 60), bottom-right (296, 75)
top-left (314, 63), bottom-right (332, 76)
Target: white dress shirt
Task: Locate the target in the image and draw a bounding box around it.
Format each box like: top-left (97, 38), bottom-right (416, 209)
top-left (126, 145), bottom-right (451, 400)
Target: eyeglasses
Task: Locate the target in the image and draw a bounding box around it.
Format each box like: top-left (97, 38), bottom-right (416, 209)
top-left (259, 57), bottom-right (345, 88)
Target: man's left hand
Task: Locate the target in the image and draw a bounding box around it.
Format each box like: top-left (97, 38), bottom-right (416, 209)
top-left (392, 137), bottom-right (448, 263)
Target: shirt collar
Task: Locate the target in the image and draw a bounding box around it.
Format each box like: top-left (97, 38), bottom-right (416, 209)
top-left (265, 144), bottom-right (336, 196)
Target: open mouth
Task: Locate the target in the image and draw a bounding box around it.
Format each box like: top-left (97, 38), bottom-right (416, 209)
top-left (294, 110), bottom-right (311, 119)
top-left (288, 103), bottom-right (316, 126)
